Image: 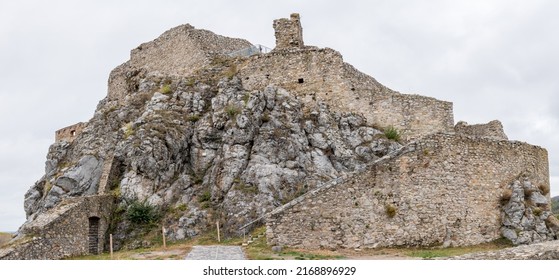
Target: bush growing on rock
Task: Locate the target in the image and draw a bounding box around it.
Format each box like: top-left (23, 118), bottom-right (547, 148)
top-left (126, 201), bottom-right (160, 225)
top-left (384, 126), bottom-right (400, 141)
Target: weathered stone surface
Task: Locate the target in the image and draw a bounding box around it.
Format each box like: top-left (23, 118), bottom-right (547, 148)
top-left (454, 120), bottom-right (508, 140)
top-left (266, 134), bottom-right (550, 249)
top-left (451, 240), bottom-right (559, 260)
top-left (5, 13), bottom-right (551, 260)
top-left (0, 196), bottom-right (114, 260)
top-left (500, 178), bottom-right (556, 245)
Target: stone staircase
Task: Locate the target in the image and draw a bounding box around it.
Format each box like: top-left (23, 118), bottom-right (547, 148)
top-left (97, 155), bottom-right (115, 194)
top-left (237, 140), bottom-right (417, 234)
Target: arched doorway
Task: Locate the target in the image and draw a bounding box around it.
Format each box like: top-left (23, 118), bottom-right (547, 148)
top-left (88, 217), bottom-right (100, 254)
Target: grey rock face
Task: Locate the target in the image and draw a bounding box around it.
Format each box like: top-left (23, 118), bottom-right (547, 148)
top-left (22, 71), bottom-right (401, 246)
top-left (500, 178), bottom-right (556, 245)
top-left (55, 155), bottom-right (103, 195)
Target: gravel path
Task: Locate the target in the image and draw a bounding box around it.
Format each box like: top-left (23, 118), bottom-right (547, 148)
top-left (185, 245), bottom-right (246, 260)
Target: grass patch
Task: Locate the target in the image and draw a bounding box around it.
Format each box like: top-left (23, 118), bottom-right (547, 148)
top-left (384, 126), bottom-right (400, 141)
top-left (224, 65), bottom-right (238, 79)
top-left (159, 84), bottom-right (172, 94)
top-left (225, 104), bottom-right (241, 118)
top-left (197, 190), bottom-right (211, 203)
top-left (123, 122), bottom-right (134, 139)
top-left (406, 238), bottom-right (513, 259)
top-left (187, 114), bottom-right (200, 122)
top-left (385, 204), bottom-right (397, 218)
top-left (500, 189), bottom-right (512, 205)
top-left (539, 184), bottom-right (550, 195)
top-left (243, 226), bottom-right (343, 260)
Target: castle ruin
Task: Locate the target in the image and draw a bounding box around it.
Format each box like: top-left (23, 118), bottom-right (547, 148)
top-left (0, 14), bottom-right (553, 259)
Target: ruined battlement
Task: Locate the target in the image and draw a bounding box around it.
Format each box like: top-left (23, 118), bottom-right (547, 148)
top-left (55, 122), bottom-right (87, 142)
top-left (107, 24), bottom-right (252, 101)
top-left (273, 13), bottom-right (304, 50)
top-left (9, 13), bottom-right (550, 260)
top-left (455, 120), bottom-right (508, 140)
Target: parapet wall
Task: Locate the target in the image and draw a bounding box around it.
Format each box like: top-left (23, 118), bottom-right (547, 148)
top-left (455, 120), bottom-right (508, 140)
top-left (266, 133), bottom-right (549, 249)
top-left (371, 91), bottom-right (454, 140)
top-left (0, 195), bottom-right (114, 260)
top-left (238, 48), bottom-right (454, 139)
top-left (55, 122), bottom-right (87, 142)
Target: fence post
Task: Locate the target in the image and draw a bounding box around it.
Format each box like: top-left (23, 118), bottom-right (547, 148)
top-left (216, 221), bottom-right (221, 243)
top-left (162, 226), bottom-right (167, 249)
top-left (109, 234), bottom-right (113, 259)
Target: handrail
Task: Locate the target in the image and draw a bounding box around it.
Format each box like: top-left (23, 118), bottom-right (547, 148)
top-left (228, 44), bottom-right (271, 58)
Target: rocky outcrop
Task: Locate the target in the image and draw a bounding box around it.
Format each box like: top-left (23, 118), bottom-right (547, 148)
top-left (22, 69), bottom-right (401, 249)
top-left (6, 13), bottom-right (552, 259)
top-left (500, 177), bottom-right (557, 245)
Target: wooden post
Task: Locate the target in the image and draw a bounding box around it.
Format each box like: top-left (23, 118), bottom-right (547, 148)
top-left (162, 226), bottom-right (167, 249)
top-left (109, 234), bottom-right (113, 259)
top-left (216, 221), bottom-right (221, 243)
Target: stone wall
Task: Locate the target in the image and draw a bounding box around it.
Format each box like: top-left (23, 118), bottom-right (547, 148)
top-left (107, 24), bottom-right (252, 101)
top-left (455, 120), bottom-right (508, 140)
top-left (0, 195), bottom-right (114, 260)
top-left (273, 13), bottom-right (304, 50)
top-left (55, 122), bottom-right (87, 142)
top-left (266, 133), bottom-right (549, 249)
top-left (238, 47), bottom-right (454, 140)
top-left (371, 91), bottom-right (454, 140)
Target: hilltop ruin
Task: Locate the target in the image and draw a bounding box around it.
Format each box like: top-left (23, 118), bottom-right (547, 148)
top-left (0, 14), bottom-right (553, 259)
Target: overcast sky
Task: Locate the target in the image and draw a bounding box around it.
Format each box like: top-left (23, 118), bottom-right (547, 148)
top-left (0, 0), bottom-right (557, 231)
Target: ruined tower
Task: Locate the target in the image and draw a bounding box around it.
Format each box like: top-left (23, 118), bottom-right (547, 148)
top-left (273, 13), bottom-right (304, 49)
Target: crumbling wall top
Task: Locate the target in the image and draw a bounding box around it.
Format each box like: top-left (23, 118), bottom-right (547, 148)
top-left (55, 122), bottom-right (87, 143)
top-left (455, 120), bottom-right (508, 140)
top-left (273, 13), bottom-right (304, 50)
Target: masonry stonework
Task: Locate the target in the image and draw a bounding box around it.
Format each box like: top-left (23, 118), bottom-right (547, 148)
top-left (55, 122), bottom-right (87, 142)
top-left (4, 13), bottom-right (552, 259)
top-left (107, 24), bottom-right (252, 102)
top-left (266, 133), bottom-right (549, 249)
top-left (238, 48), bottom-right (454, 140)
top-left (455, 120), bottom-right (508, 140)
top-left (273, 13), bottom-right (304, 50)
top-left (0, 195), bottom-right (114, 260)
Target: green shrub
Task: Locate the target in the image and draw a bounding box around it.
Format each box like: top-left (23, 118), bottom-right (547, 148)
top-left (126, 201), bottom-right (159, 225)
top-left (242, 93), bottom-right (250, 105)
top-left (123, 122), bottom-right (134, 139)
top-left (384, 126), bottom-right (400, 141)
top-left (385, 204), bottom-right (397, 218)
top-left (187, 114), bottom-right (200, 122)
top-left (533, 207), bottom-right (543, 216)
top-left (261, 112), bottom-right (270, 123)
top-left (225, 104), bottom-right (241, 118)
top-left (160, 84), bottom-right (172, 94)
top-left (198, 190), bottom-right (211, 203)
